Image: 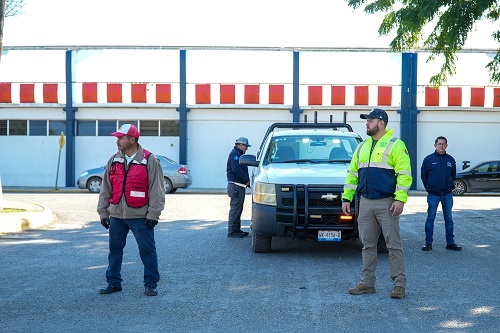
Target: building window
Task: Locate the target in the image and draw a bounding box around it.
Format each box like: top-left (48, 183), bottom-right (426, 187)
top-left (160, 120), bottom-right (179, 136)
top-left (9, 120), bottom-right (27, 135)
top-left (0, 120), bottom-right (7, 135)
top-left (49, 120), bottom-right (66, 136)
top-left (140, 120), bottom-right (159, 136)
top-left (29, 120), bottom-right (47, 136)
top-left (118, 120), bottom-right (138, 128)
top-left (98, 120), bottom-right (117, 136)
top-left (77, 120), bottom-right (96, 136)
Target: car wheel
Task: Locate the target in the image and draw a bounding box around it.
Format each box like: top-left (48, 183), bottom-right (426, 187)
top-left (453, 180), bottom-right (466, 196)
top-left (170, 188), bottom-right (177, 193)
top-left (87, 177), bottom-right (102, 193)
top-left (164, 178), bottom-right (173, 194)
top-left (252, 232), bottom-right (272, 253)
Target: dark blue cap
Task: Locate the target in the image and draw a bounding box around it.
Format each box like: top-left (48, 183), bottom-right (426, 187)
top-left (360, 108), bottom-right (388, 123)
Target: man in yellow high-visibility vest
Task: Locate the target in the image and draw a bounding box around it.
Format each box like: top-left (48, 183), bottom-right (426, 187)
top-left (342, 108), bottom-right (412, 299)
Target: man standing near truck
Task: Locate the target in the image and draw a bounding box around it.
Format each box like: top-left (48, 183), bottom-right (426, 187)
top-left (226, 137), bottom-right (251, 238)
top-left (342, 108), bottom-right (412, 299)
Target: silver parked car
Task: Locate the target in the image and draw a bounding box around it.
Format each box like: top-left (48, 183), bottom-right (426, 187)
top-left (77, 155), bottom-right (192, 194)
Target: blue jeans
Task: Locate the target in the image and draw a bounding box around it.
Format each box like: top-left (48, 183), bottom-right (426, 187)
top-left (106, 217), bottom-right (159, 288)
top-left (425, 192), bottom-right (455, 245)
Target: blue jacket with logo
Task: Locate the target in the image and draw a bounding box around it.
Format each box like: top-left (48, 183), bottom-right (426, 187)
top-left (226, 146), bottom-right (249, 184)
top-left (421, 151), bottom-right (456, 196)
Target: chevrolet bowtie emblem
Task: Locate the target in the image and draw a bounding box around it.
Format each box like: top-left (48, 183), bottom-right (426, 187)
top-left (321, 193), bottom-right (338, 201)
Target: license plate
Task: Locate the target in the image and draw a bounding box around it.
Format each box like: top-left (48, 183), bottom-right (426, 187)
top-left (318, 230), bottom-right (341, 242)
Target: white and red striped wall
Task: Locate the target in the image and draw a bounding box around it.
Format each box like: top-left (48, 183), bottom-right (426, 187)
top-left (1, 82), bottom-right (500, 108)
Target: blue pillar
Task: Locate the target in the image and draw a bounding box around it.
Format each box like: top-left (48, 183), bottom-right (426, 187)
top-left (290, 51), bottom-right (303, 122)
top-left (176, 50), bottom-right (189, 165)
top-left (63, 50), bottom-right (78, 187)
top-left (398, 52), bottom-right (419, 190)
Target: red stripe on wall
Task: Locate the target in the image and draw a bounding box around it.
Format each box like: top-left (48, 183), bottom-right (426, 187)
top-left (43, 83), bottom-right (58, 103)
top-left (378, 86), bottom-right (392, 106)
top-left (156, 84), bottom-right (171, 103)
top-left (20, 84), bottom-right (35, 103)
top-left (470, 87), bottom-right (485, 107)
top-left (82, 82), bottom-right (98, 103)
top-left (220, 84), bottom-right (235, 104)
top-left (425, 87), bottom-right (439, 106)
top-left (269, 85), bottom-right (284, 104)
top-left (308, 86), bottom-right (322, 105)
top-left (0, 83), bottom-right (12, 103)
top-left (196, 84), bottom-right (211, 104)
top-left (493, 88), bottom-right (500, 107)
top-left (107, 83), bottom-right (123, 103)
top-left (245, 85), bottom-right (260, 104)
top-left (354, 86), bottom-right (368, 105)
top-left (131, 83), bottom-right (147, 103)
top-left (331, 85), bottom-right (345, 105)
top-left (448, 87), bottom-right (462, 107)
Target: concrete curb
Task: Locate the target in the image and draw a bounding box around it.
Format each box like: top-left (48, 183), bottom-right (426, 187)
top-left (0, 200), bottom-right (54, 234)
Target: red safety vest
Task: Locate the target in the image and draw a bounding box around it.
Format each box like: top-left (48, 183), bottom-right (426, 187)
top-left (109, 149), bottom-right (151, 207)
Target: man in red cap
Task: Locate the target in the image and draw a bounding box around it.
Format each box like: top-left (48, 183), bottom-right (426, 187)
top-left (97, 124), bottom-right (165, 296)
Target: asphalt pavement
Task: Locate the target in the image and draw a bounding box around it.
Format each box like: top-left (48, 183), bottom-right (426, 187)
top-left (0, 191), bottom-right (498, 333)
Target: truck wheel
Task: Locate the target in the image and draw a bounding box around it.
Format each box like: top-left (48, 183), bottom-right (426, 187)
top-left (252, 232), bottom-right (272, 253)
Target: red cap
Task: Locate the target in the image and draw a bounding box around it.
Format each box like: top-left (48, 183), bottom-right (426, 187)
top-left (112, 124), bottom-right (140, 138)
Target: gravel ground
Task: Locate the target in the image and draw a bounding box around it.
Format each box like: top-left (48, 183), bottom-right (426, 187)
top-left (0, 192), bottom-right (498, 333)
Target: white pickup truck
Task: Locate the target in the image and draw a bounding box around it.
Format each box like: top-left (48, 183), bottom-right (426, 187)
top-left (240, 122), bottom-right (364, 253)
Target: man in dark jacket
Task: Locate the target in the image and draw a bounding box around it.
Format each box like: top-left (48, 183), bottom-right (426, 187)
top-left (226, 137), bottom-right (251, 238)
top-left (420, 136), bottom-right (462, 251)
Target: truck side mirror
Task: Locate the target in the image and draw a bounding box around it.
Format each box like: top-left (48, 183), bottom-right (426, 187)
top-left (239, 154), bottom-right (258, 167)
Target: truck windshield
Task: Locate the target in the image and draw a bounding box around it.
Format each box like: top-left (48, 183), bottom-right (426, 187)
top-left (264, 135), bottom-right (361, 164)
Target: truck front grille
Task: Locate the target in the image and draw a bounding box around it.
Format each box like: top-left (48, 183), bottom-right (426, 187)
top-left (282, 198), bottom-right (342, 208)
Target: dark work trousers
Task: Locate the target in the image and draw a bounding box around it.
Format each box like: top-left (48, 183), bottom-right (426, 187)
top-left (227, 182), bottom-right (246, 234)
top-left (107, 217), bottom-right (160, 288)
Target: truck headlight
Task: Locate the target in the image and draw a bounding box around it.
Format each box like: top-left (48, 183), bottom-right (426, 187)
top-left (253, 182), bottom-right (276, 206)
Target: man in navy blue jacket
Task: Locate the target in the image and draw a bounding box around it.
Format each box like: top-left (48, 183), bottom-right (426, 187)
top-left (420, 136), bottom-right (462, 251)
top-left (226, 137), bottom-right (251, 238)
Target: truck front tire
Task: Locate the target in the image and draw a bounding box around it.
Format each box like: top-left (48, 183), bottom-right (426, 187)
top-left (252, 232), bottom-right (272, 253)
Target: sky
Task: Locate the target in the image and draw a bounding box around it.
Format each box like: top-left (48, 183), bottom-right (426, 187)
top-left (4, 0), bottom-right (394, 47)
top-left (1, 0), bottom-right (498, 85)
top-left (4, 0), bottom-right (496, 48)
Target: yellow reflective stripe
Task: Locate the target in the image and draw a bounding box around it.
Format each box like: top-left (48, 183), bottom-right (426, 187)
top-left (396, 185), bottom-right (410, 192)
top-left (344, 184), bottom-right (357, 190)
top-left (380, 138), bottom-right (395, 165)
top-left (356, 141), bottom-right (366, 160)
top-left (398, 170), bottom-right (412, 176)
top-left (348, 170), bottom-right (358, 177)
top-left (360, 161), bottom-right (394, 170)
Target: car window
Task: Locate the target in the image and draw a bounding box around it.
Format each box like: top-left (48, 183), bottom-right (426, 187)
top-left (476, 162), bottom-right (499, 173)
top-left (265, 135), bottom-right (360, 164)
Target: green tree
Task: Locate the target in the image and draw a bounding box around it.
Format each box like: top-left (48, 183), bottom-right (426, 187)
top-left (1, 0), bottom-right (25, 63)
top-left (347, 0), bottom-right (500, 86)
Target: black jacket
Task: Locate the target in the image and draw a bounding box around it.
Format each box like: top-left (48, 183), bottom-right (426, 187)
top-left (226, 147), bottom-right (249, 184)
top-left (421, 151), bottom-right (456, 196)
